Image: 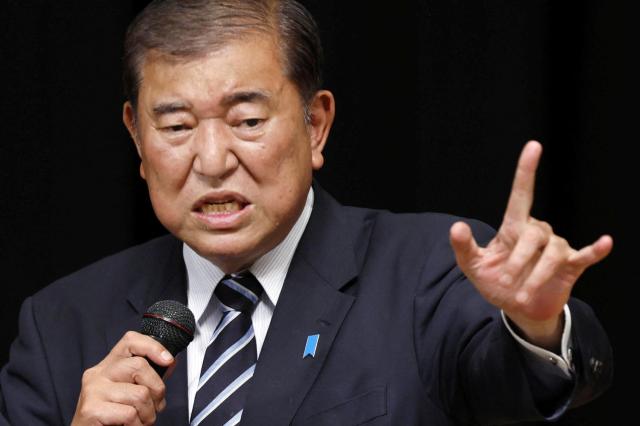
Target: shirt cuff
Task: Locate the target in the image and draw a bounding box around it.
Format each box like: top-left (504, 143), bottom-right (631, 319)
top-left (501, 305), bottom-right (574, 377)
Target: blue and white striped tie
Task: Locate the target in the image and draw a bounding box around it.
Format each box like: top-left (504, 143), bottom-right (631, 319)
top-left (190, 271), bottom-right (263, 426)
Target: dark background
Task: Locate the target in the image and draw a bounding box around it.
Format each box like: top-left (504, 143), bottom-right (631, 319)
top-left (1, 1), bottom-right (636, 424)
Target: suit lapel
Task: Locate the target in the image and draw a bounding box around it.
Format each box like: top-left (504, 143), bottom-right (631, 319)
top-left (104, 236), bottom-right (190, 425)
top-left (241, 185), bottom-right (364, 425)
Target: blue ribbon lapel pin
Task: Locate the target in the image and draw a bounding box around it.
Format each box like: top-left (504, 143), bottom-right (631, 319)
top-left (303, 334), bottom-right (320, 358)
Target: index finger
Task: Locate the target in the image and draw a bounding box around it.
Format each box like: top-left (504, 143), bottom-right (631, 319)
top-left (503, 141), bottom-right (542, 223)
top-left (110, 331), bottom-right (174, 368)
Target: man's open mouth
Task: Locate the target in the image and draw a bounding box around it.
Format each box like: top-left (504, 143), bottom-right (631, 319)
top-left (200, 200), bottom-right (244, 214)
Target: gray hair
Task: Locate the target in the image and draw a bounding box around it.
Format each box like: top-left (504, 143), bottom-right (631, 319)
top-left (123, 0), bottom-right (323, 116)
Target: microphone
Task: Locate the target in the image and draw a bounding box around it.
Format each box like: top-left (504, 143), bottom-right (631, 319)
top-left (140, 300), bottom-right (195, 377)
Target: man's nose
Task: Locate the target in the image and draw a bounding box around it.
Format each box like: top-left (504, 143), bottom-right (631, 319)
top-left (191, 121), bottom-right (239, 178)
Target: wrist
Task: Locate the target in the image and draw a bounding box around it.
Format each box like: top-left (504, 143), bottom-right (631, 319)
top-left (505, 312), bottom-right (564, 352)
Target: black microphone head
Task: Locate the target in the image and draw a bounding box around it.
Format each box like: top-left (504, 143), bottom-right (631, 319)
top-left (141, 300), bottom-right (195, 356)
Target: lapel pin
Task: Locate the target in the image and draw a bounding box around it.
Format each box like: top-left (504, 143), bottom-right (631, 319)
top-left (303, 334), bottom-right (320, 358)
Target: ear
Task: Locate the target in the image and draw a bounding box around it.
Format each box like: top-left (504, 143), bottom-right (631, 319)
top-left (306, 90), bottom-right (335, 170)
top-left (123, 101), bottom-right (146, 180)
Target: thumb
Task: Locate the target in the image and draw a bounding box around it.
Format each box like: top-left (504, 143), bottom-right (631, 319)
top-left (449, 221), bottom-right (480, 274)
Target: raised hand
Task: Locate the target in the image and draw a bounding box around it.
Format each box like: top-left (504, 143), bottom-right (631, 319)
top-left (449, 141), bottom-right (613, 349)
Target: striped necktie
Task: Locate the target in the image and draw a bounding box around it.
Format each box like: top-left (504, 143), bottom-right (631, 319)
top-left (190, 271), bottom-right (263, 426)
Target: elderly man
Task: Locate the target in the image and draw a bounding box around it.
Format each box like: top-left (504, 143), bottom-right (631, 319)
top-left (0, 1), bottom-right (613, 425)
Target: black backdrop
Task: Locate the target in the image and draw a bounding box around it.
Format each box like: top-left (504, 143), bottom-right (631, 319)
top-left (1, 1), bottom-right (636, 424)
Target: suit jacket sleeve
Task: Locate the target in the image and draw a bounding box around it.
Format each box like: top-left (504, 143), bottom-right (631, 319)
top-left (412, 219), bottom-right (613, 424)
top-left (1, 296), bottom-right (65, 425)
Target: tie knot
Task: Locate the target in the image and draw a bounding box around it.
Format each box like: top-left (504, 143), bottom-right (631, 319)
top-left (215, 271), bottom-right (264, 313)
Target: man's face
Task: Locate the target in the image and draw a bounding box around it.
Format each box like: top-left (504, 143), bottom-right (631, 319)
top-left (124, 36), bottom-right (333, 272)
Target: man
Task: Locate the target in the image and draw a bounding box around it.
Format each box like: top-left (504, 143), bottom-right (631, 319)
top-left (0, 0), bottom-right (613, 425)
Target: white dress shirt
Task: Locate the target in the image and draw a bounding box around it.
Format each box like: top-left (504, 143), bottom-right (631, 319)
top-left (183, 187), bottom-right (573, 415)
top-left (184, 189), bottom-right (314, 415)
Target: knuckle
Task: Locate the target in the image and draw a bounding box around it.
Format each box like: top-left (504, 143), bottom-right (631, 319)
top-left (157, 398), bottom-right (167, 412)
top-left (548, 237), bottom-right (570, 258)
top-left (539, 220), bottom-right (553, 234)
top-left (514, 291), bottom-right (530, 308)
top-left (534, 225), bottom-right (547, 240)
top-left (523, 226), bottom-right (544, 242)
top-left (556, 236), bottom-right (569, 249)
top-left (133, 385), bottom-right (151, 402)
top-left (129, 356), bottom-right (148, 371)
top-left (509, 253), bottom-right (526, 268)
top-left (81, 367), bottom-right (100, 385)
top-left (123, 330), bottom-right (139, 343)
top-left (151, 381), bottom-right (166, 400)
top-left (144, 411), bottom-right (157, 426)
top-left (526, 219), bottom-right (551, 239)
top-left (122, 405), bottom-right (139, 423)
top-left (77, 404), bottom-right (98, 421)
top-left (542, 244), bottom-right (560, 259)
top-left (81, 368), bottom-right (93, 383)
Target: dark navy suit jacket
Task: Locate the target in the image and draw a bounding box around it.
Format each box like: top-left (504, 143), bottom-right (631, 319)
top-left (0, 186), bottom-right (612, 425)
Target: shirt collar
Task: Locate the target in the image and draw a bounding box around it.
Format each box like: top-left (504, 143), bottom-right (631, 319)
top-left (184, 187), bottom-right (315, 322)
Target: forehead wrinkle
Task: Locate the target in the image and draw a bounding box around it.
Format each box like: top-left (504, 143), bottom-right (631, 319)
top-left (141, 38), bottom-right (291, 118)
top-left (220, 90), bottom-right (272, 108)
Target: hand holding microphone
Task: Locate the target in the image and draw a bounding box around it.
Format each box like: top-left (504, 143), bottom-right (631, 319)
top-left (71, 301), bottom-right (194, 426)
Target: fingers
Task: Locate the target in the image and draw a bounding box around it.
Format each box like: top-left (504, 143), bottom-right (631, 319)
top-left (502, 219), bottom-right (551, 285)
top-left (78, 382), bottom-right (158, 425)
top-left (517, 236), bottom-right (572, 306)
top-left (110, 382), bottom-right (158, 424)
top-left (499, 229), bottom-right (612, 323)
top-left (82, 402), bottom-right (145, 426)
top-left (569, 235), bottom-right (614, 268)
top-left (450, 221), bottom-right (481, 273)
top-left (104, 332), bottom-right (171, 411)
top-left (461, 139), bottom-right (613, 340)
top-left (71, 331), bottom-right (171, 426)
top-left (111, 331), bottom-right (174, 368)
top-left (503, 141), bottom-right (542, 224)
top-left (103, 356), bottom-right (168, 410)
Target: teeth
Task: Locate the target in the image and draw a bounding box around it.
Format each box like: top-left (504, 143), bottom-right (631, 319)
top-left (201, 201), bottom-right (242, 214)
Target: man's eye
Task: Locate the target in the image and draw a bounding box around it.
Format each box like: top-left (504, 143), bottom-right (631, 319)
top-left (159, 123), bottom-right (191, 133)
top-left (241, 118), bottom-right (263, 128)
top-left (166, 124), bottom-right (188, 132)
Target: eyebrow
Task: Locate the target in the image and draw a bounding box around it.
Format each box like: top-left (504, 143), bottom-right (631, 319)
top-left (152, 102), bottom-right (191, 117)
top-left (150, 90), bottom-right (272, 118)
